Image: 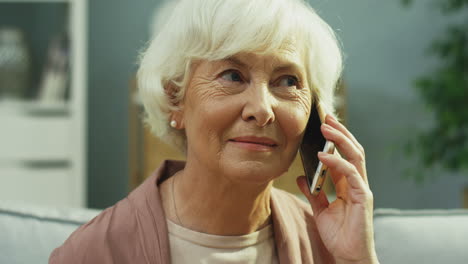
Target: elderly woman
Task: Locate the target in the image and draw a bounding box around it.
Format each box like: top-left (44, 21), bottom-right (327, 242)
top-left (50, 0), bottom-right (378, 263)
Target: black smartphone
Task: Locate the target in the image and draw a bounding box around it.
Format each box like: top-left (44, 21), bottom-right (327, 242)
top-left (299, 104), bottom-right (335, 196)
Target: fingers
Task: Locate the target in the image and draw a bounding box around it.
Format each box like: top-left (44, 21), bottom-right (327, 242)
top-left (297, 176), bottom-right (329, 215)
top-left (325, 167), bottom-right (348, 199)
top-left (318, 152), bottom-right (370, 203)
top-left (322, 115), bottom-right (368, 184)
top-left (326, 115), bottom-right (364, 156)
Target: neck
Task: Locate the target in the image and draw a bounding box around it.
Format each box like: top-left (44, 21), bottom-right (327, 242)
top-left (161, 160), bottom-right (273, 236)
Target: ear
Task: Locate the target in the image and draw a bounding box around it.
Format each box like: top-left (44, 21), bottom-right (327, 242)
top-left (170, 109), bottom-right (185, 130)
top-left (164, 81), bottom-right (186, 129)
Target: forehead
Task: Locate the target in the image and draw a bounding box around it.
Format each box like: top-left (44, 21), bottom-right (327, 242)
top-left (236, 53), bottom-right (303, 70)
top-left (227, 40), bottom-right (305, 69)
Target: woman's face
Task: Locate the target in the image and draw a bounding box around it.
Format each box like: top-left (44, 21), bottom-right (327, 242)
top-left (179, 46), bottom-right (312, 186)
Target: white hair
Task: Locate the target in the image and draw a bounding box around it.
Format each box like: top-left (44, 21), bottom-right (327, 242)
top-left (137, 0), bottom-right (343, 152)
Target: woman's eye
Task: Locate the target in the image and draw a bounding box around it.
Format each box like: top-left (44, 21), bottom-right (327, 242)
top-left (278, 75), bottom-right (300, 88)
top-left (220, 70), bottom-right (243, 82)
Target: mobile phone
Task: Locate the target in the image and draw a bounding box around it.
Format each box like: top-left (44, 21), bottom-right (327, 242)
top-left (299, 103), bottom-right (335, 196)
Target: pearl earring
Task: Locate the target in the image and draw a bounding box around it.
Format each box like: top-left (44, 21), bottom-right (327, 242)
top-left (170, 120), bottom-right (177, 128)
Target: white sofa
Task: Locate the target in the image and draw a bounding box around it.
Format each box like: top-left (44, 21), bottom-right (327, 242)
top-left (0, 202), bottom-right (100, 264)
top-left (1, 201), bottom-right (467, 263)
top-left (373, 208), bottom-right (468, 264)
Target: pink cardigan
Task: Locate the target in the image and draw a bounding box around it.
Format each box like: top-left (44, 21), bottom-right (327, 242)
top-left (49, 160), bottom-right (334, 263)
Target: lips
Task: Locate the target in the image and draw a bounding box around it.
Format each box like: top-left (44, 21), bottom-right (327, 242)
top-left (229, 136), bottom-right (278, 147)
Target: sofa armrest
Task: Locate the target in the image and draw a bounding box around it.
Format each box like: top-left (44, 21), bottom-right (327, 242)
top-left (0, 201), bottom-right (101, 264)
top-left (374, 208), bottom-right (468, 264)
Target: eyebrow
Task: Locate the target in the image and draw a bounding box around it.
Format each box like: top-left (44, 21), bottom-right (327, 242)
top-left (224, 57), bottom-right (248, 68)
top-left (223, 56), bottom-right (305, 77)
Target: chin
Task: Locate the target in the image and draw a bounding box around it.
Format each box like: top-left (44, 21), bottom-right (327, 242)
top-left (221, 159), bottom-right (287, 186)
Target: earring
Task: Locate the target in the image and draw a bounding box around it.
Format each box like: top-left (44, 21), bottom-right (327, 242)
top-left (170, 120), bottom-right (177, 128)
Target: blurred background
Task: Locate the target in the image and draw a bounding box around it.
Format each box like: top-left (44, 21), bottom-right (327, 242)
top-left (0, 0), bottom-right (467, 210)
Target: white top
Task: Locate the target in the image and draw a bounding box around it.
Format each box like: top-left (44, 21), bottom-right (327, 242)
top-left (167, 219), bottom-right (279, 264)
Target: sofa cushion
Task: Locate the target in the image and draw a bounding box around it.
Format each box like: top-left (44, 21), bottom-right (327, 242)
top-left (3, 202), bottom-right (468, 263)
top-left (374, 208), bottom-right (468, 264)
top-left (0, 201), bottom-right (101, 264)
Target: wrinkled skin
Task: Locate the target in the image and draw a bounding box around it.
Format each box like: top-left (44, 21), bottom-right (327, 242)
top-left (162, 46), bottom-right (378, 263)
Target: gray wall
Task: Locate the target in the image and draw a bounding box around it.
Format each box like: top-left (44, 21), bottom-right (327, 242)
top-left (87, 0), bottom-right (156, 209)
top-left (87, 0), bottom-right (468, 209)
top-left (314, 0), bottom-right (468, 209)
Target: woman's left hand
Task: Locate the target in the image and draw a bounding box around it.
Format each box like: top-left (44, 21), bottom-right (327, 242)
top-left (297, 115), bottom-right (379, 264)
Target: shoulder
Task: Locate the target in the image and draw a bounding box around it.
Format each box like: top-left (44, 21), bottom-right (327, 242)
top-left (49, 162), bottom-right (178, 263)
top-left (270, 187), bottom-right (316, 240)
top-left (270, 188), bottom-right (334, 263)
top-left (271, 187), bottom-right (313, 218)
top-left (49, 198), bottom-right (146, 264)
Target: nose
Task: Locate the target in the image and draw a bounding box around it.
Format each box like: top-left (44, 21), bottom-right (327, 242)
top-left (241, 81), bottom-right (276, 127)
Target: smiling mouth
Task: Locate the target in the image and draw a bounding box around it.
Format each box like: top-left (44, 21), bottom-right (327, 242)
top-left (228, 140), bottom-right (277, 147)
top-left (228, 137), bottom-right (278, 147)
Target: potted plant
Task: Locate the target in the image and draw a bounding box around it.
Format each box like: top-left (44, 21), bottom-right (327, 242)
top-left (400, 0), bottom-right (468, 206)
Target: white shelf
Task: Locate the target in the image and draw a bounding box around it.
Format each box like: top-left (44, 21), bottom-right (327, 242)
top-left (0, 114), bottom-right (71, 161)
top-left (0, 166), bottom-right (74, 207)
top-left (0, 0), bottom-right (87, 208)
top-left (0, 99), bottom-right (70, 116)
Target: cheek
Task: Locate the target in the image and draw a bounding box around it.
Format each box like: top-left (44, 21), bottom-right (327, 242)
top-left (184, 90), bottom-right (241, 148)
top-left (276, 96), bottom-right (311, 149)
top-left (279, 107), bottom-right (308, 147)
